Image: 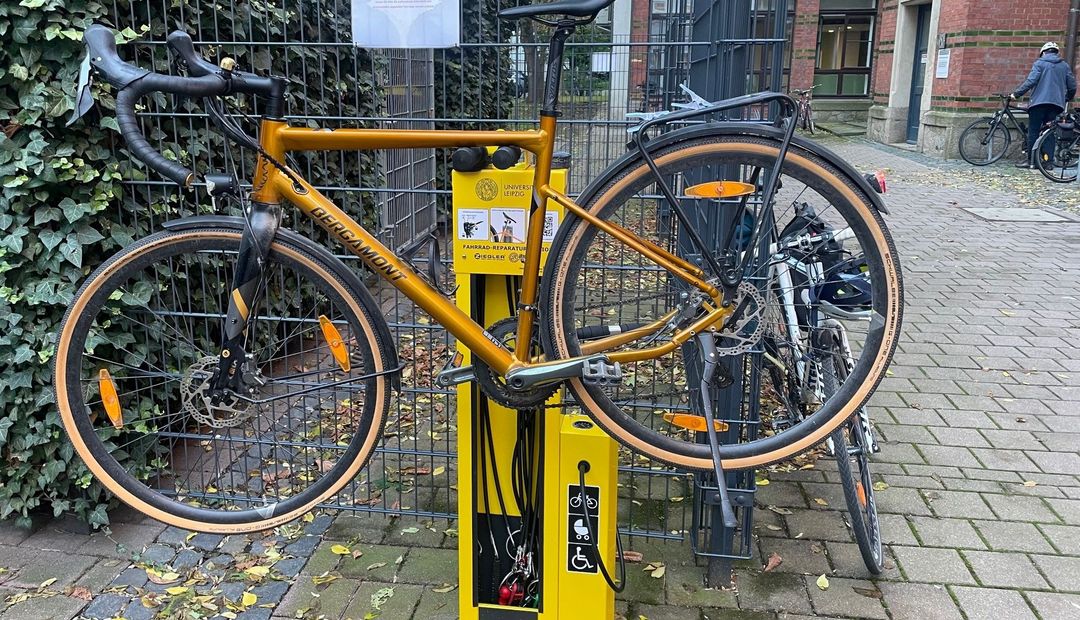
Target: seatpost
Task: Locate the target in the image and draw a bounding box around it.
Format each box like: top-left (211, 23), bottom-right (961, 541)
top-left (541, 23), bottom-right (576, 117)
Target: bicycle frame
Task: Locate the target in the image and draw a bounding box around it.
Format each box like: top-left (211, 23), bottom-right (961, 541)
top-left (240, 25), bottom-right (734, 380)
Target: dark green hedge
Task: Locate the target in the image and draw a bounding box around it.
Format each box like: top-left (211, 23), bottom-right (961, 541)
top-left (0, 0), bottom-right (382, 527)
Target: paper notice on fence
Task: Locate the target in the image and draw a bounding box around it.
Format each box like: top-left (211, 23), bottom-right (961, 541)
top-left (352, 0), bottom-right (460, 48)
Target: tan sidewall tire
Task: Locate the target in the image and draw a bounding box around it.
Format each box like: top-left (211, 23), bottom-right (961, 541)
top-left (55, 230), bottom-right (390, 533)
top-left (545, 138), bottom-right (902, 471)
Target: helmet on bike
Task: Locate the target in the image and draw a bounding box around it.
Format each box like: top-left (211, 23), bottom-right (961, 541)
top-left (813, 256), bottom-right (873, 315)
top-left (1041, 42), bottom-right (1060, 55)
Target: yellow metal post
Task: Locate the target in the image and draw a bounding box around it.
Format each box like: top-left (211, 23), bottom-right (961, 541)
top-left (453, 161), bottom-right (618, 619)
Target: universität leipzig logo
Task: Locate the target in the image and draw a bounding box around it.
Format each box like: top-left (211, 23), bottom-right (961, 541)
top-left (475, 178), bottom-right (499, 202)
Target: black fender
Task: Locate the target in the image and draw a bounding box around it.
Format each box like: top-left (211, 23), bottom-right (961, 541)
top-left (161, 215), bottom-right (401, 391)
top-left (577, 122), bottom-right (888, 216)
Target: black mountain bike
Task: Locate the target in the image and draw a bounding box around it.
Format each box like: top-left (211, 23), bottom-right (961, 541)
top-left (958, 94), bottom-right (1028, 166)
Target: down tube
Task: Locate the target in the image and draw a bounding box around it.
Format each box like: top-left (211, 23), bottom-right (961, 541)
top-left (276, 174), bottom-right (517, 375)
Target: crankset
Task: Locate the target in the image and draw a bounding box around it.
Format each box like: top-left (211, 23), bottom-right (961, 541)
top-left (473, 317), bottom-right (559, 409)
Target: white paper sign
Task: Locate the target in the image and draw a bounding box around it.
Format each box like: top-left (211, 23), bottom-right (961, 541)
top-left (352, 0), bottom-right (460, 48)
top-left (935, 49), bottom-right (950, 78)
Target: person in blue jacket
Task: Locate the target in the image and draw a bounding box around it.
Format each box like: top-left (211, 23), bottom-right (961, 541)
top-left (1012, 42), bottom-right (1077, 168)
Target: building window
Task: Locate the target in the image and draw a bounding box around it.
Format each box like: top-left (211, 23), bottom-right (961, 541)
top-left (815, 0), bottom-right (875, 97)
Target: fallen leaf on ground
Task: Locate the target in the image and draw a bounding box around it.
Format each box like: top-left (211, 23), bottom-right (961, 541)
top-left (853, 586), bottom-right (882, 599)
top-left (1023, 481), bottom-right (1037, 487)
top-left (432, 583), bottom-right (457, 593)
top-left (763, 552), bottom-right (783, 572)
top-left (816, 574), bottom-right (830, 590)
top-left (619, 550), bottom-right (644, 563)
top-left (69, 586), bottom-right (92, 601)
top-left (38, 578), bottom-right (57, 589)
top-left (244, 565), bottom-right (270, 578)
top-left (813, 498), bottom-right (828, 507)
top-left (400, 527), bottom-right (420, 535)
top-left (352, 549), bottom-right (364, 559)
top-left (643, 562), bottom-right (665, 578)
top-left (330, 544), bottom-right (351, 555)
top-left (311, 572), bottom-right (339, 586)
top-left (872, 481), bottom-right (889, 491)
top-left (366, 562), bottom-right (387, 571)
top-left (766, 505), bottom-right (793, 515)
top-left (371, 587), bottom-right (394, 610)
top-left (241, 591), bottom-right (257, 607)
top-left (165, 586), bottom-right (189, 596)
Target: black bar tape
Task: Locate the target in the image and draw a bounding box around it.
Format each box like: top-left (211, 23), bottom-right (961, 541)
top-left (114, 72), bottom-right (228, 187)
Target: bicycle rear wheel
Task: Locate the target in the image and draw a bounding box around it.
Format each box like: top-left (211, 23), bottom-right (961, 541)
top-left (958, 117), bottom-right (1010, 165)
top-left (541, 134), bottom-right (903, 471)
top-left (54, 226), bottom-right (393, 533)
top-left (1034, 129), bottom-right (1079, 183)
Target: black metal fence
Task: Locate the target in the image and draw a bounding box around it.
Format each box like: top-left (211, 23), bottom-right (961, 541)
top-left (104, 0), bottom-right (788, 539)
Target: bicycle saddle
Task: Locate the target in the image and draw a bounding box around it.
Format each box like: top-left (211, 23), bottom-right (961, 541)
top-left (498, 0), bottom-right (615, 20)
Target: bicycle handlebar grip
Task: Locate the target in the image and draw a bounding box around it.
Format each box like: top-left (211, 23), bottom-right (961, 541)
top-left (115, 86), bottom-right (194, 187)
top-left (114, 73), bottom-right (230, 187)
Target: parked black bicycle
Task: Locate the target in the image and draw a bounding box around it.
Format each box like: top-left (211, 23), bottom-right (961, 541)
top-left (958, 94), bottom-right (1028, 165)
top-left (1033, 111), bottom-right (1080, 182)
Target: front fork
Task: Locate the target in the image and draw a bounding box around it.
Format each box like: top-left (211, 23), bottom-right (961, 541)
top-left (213, 201), bottom-right (282, 393)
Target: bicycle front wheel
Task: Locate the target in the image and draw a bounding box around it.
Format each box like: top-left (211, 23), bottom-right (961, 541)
top-left (1034, 129), bottom-right (1079, 183)
top-left (54, 226), bottom-right (394, 533)
top-left (542, 134), bottom-right (903, 471)
top-left (824, 346), bottom-right (884, 574)
top-left (958, 117), bottom-right (1010, 165)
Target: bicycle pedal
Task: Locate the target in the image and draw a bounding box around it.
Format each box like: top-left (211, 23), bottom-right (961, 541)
top-left (582, 358), bottom-right (622, 385)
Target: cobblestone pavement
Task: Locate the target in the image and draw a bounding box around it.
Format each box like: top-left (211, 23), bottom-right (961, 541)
top-left (2, 136), bottom-right (1080, 619)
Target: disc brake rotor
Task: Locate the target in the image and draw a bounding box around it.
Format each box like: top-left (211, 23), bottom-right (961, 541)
top-left (181, 356), bottom-right (256, 429)
top-left (715, 281), bottom-right (767, 356)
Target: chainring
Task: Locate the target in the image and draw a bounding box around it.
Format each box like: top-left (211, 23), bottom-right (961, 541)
top-left (474, 317), bottom-right (559, 409)
top-left (715, 281), bottom-right (767, 356)
top-left (180, 356), bottom-right (256, 428)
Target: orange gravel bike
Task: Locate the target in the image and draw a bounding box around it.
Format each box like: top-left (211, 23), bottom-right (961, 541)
top-left (56, 0), bottom-right (902, 533)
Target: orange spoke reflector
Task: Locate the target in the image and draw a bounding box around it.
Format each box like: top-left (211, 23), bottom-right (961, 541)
top-left (319, 315), bottom-right (351, 373)
top-left (98, 368), bottom-right (123, 429)
top-left (856, 481), bottom-right (868, 508)
top-left (684, 181), bottom-right (756, 199)
top-left (663, 412), bottom-right (728, 433)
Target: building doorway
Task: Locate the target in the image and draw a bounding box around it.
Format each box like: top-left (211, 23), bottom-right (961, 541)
top-left (906, 3), bottom-right (931, 143)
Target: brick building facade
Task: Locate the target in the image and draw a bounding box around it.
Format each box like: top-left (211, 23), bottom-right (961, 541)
top-left (786, 0), bottom-right (1071, 157)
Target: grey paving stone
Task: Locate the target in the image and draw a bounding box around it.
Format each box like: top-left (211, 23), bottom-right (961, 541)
top-left (273, 557), bottom-right (306, 578)
top-left (950, 586), bottom-right (1038, 620)
top-left (927, 426), bottom-right (991, 448)
top-left (252, 579), bottom-right (290, 603)
top-left (0, 593), bottom-right (87, 620)
top-left (982, 494), bottom-right (1060, 523)
top-left (783, 510), bottom-right (851, 542)
top-left (1038, 523), bottom-right (1080, 555)
top-left (343, 582), bottom-right (423, 619)
top-left (188, 533), bottom-right (224, 551)
top-left (874, 487), bottom-right (933, 516)
top-left (1046, 498), bottom-right (1080, 525)
top-left (892, 546), bottom-right (976, 585)
top-left (918, 445), bottom-right (982, 468)
top-left (735, 570), bottom-right (812, 615)
top-left (284, 535), bottom-right (321, 557)
top-left (1030, 554), bottom-right (1080, 591)
top-left (825, 541), bottom-right (902, 580)
top-left (1027, 451), bottom-right (1080, 475)
top-left (1025, 591), bottom-right (1080, 620)
top-left (973, 520), bottom-right (1055, 553)
top-left (921, 490), bottom-right (994, 519)
top-left (909, 516), bottom-right (985, 549)
top-left (139, 543), bottom-right (177, 565)
top-left (412, 585), bottom-right (460, 620)
top-left (878, 513), bottom-right (919, 546)
top-left (805, 576), bottom-right (887, 619)
top-left (82, 593), bottom-right (129, 619)
top-left (962, 550), bottom-right (1048, 589)
top-left (122, 600), bottom-right (155, 620)
top-left (970, 448), bottom-right (1042, 472)
top-left (878, 582), bottom-right (963, 620)
top-left (171, 549), bottom-right (204, 571)
top-left (110, 567), bottom-right (149, 589)
top-left (0, 522), bottom-right (36, 546)
top-left (755, 538), bottom-right (830, 576)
